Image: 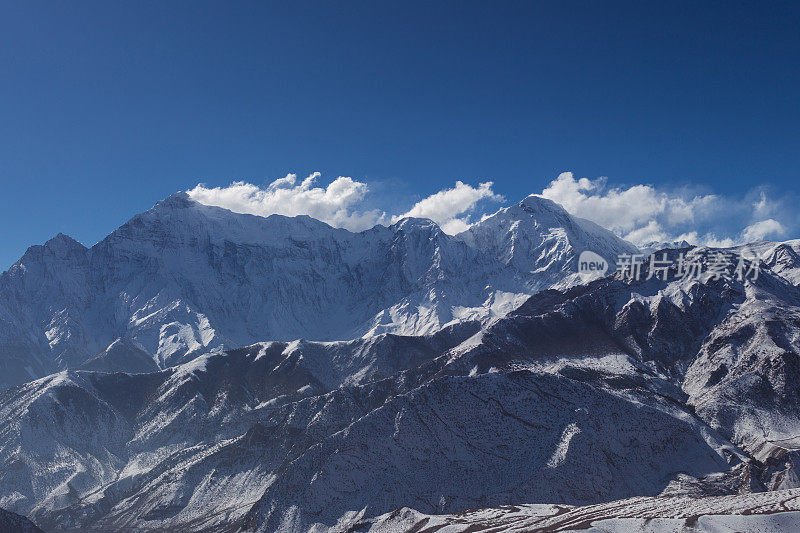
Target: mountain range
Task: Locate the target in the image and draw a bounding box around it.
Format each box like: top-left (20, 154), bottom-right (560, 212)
top-left (1, 192), bottom-right (800, 532)
top-left (0, 192), bottom-right (636, 391)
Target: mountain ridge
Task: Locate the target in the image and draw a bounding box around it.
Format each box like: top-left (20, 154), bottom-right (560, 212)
top-left (0, 191), bottom-right (638, 391)
top-left (2, 246), bottom-right (800, 532)
top-left (4, 192), bottom-right (800, 532)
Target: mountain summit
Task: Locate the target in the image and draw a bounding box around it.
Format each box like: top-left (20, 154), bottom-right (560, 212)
top-left (459, 194), bottom-right (638, 282)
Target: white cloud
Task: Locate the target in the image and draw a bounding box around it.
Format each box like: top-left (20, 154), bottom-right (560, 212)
top-left (624, 221), bottom-right (669, 245)
top-left (188, 174), bottom-right (503, 235)
top-left (539, 172), bottom-right (720, 240)
top-left (187, 171), bottom-right (797, 245)
top-left (391, 181), bottom-right (504, 234)
top-left (187, 173), bottom-right (386, 232)
top-left (742, 219), bottom-right (786, 242)
top-left (674, 231), bottom-right (736, 248)
top-left (538, 172), bottom-right (795, 247)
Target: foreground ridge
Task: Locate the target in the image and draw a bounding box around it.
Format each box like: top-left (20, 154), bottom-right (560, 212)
top-left (0, 507), bottom-right (43, 533)
top-left (358, 487), bottom-right (800, 532)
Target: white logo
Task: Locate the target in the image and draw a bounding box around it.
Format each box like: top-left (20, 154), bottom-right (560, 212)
top-left (578, 250), bottom-right (608, 276)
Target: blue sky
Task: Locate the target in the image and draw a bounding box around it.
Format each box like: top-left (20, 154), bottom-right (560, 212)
top-left (1, 1), bottom-right (799, 268)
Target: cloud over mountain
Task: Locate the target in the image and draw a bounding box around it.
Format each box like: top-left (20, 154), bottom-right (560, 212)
top-left (189, 175), bottom-right (504, 235)
top-left (539, 172), bottom-right (795, 247)
top-left (391, 180), bottom-right (503, 234)
top-left (188, 171), bottom-right (797, 245)
top-left (187, 173), bottom-right (385, 232)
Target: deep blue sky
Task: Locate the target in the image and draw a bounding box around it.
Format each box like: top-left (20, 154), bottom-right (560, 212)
top-left (2, 1), bottom-right (799, 268)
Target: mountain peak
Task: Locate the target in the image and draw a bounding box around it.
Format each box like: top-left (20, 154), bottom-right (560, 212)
top-left (459, 194), bottom-right (639, 283)
top-left (518, 194), bottom-right (568, 214)
top-left (44, 233), bottom-right (85, 250)
top-left (15, 233), bottom-right (86, 265)
top-left (151, 191), bottom-right (197, 211)
top-left (640, 239), bottom-right (693, 255)
top-left (391, 217), bottom-right (441, 232)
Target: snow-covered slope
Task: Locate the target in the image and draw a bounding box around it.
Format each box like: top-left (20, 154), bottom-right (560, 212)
top-left (358, 488), bottom-right (800, 532)
top-left (0, 192), bottom-right (637, 391)
top-left (736, 238), bottom-right (800, 286)
top-left (244, 369), bottom-right (734, 532)
top-left (241, 247), bottom-right (800, 532)
top-left (3, 244), bottom-right (800, 532)
top-left (457, 195), bottom-right (639, 288)
top-left (639, 239), bottom-right (692, 255)
top-left (0, 326), bottom-right (477, 532)
top-left (4, 191), bottom-right (800, 532)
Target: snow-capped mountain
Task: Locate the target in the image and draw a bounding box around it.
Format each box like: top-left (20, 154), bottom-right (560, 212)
top-left (2, 243), bottom-right (800, 532)
top-left (242, 247), bottom-right (800, 532)
top-left (0, 192), bottom-right (637, 391)
top-left (0, 326), bottom-right (478, 531)
top-left (639, 239), bottom-right (692, 255)
top-left (459, 195), bottom-right (639, 284)
top-left (4, 190), bottom-right (800, 532)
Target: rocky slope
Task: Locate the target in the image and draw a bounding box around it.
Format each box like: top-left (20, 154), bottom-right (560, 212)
top-left (0, 508), bottom-right (43, 533)
top-left (0, 193), bottom-right (637, 391)
top-left (2, 245), bottom-right (800, 532)
top-left (242, 247), bottom-right (800, 532)
top-left (3, 192), bottom-right (800, 532)
top-left (357, 488), bottom-right (800, 532)
top-left (0, 325), bottom-right (478, 532)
